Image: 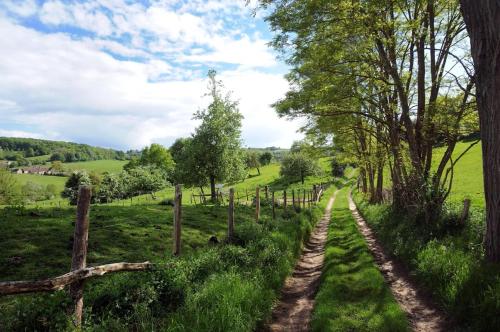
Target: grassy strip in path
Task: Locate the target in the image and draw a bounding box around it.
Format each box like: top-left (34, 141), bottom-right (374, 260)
top-left (311, 187), bottom-right (409, 332)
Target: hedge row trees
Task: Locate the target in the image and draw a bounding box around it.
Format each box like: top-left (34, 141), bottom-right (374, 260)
top-left (459, 1), bottom-right (500, 261)
top-left (259, 0), bottom-right (477, 221)
top-left (171, 71), bottom-right (246, 202)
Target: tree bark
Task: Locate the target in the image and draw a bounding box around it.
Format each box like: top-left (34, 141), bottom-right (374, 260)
top-left (210, 176), bottom-right (216, 202)
top-left (460, 0), bottom-right (500, 262)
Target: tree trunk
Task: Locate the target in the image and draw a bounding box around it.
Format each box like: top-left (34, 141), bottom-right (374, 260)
top-left (375, 162), bottom-right (384, 203)
top-left (460, 0), bottom-right (500, 262)
top-left (360, 168), bottom-right (368, 193)
top-left (257, 167), bottom-right (260, 175)
top-left (210, 176), bottom-right (216, 203)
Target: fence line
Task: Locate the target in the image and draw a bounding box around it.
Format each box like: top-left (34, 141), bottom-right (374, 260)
top-left (0, 182), bottom-right (326, 327)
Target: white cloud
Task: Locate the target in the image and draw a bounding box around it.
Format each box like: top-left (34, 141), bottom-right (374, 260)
top-left (0, 130), bottom-right (43, 139)
top-left (0, 2), bottom-right (302, 150)
top-left (3, 0), bottom-right (38, 17)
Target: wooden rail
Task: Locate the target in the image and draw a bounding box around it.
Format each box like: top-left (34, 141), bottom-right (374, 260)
top-left (0, 262), bottom-right (152, 296)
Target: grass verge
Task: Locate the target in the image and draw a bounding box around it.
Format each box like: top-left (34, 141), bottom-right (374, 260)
top-left (312, 187), bottom-right (409, 332)
top-left (354, 192), bottom-right (500, 331)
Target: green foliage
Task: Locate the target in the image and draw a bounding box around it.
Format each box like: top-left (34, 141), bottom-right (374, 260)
top-left (170, 137), bottom-right (207, 188)
top-left (245, 151), bottom-right (261, 174)
top-left (21, 181), bottom-right (57, 202)
top-left (259, 151), bottom-right (273, 166)
top-left (190, 70), bottom-right (246, 191)
top-left (280, 152), bottom-right (321, 184)
top-left (0, 136), bottom-right (126, 163)
top-left (62, 171), bottom-right (93, 205)
top-left (354, 192), bottom-right (500, 331)
top-left (330, 157), bottom-right (346, 177)
top-left (0, 169), bottom-right (22, 205)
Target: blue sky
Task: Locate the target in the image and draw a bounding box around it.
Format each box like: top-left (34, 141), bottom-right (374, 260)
top-left (0, 0), bottom-right (303, 150)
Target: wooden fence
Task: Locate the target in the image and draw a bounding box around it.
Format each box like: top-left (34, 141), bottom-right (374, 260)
top-left (0, 183), bottom-right (325, 327)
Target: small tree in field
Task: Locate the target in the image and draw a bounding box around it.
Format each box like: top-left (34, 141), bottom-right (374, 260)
top-left (62, 171), bottom-right (93, 205)
top-left (191, 70), bottom-right (246, 201)
top-left (280, 153), bottom-right (321, 184)
top-left (259, 152), bottom-right (273, 166)
top-left (246, 151), bottom-right (261, 175)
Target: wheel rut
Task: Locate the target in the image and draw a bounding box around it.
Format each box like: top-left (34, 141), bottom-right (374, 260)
top-left (264, 191), bottom-right (337, 332)
top-left (348, 193), bottom-right (449, 332)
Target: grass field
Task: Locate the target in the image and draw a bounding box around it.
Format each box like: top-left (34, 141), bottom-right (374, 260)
top-left (0, 156), bottom-right (337, 331)
top-left (433, 140), bottom-right (484, 207)
top-left (60, 159), bottom-right (128, 174)
top-left (312, 187), bottom-right (409, 331)
top-left (0, 158), bottom-right (334, 282)
top-left (14, 173), bottom-right (67, 191)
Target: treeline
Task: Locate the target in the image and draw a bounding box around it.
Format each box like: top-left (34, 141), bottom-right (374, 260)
top-left (0, 137), bottom-right (128, 165)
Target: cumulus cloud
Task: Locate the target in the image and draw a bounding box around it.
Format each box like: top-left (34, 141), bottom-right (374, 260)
top-left (0, 1), bottom-right (303, 150)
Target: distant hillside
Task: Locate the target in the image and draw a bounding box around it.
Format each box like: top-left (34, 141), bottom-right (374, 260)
top-left (0, 137), bottom-right (128, 166)
top-left (246, 147), bottom-right (289, 161)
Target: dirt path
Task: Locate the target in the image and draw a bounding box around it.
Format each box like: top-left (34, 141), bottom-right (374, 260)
top-left (348, 193), bottom-right (448, 332)
top-left (265, 191), bottom-right (337, 332)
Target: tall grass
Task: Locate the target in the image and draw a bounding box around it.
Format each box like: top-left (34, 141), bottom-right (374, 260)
top-left (354, 192), bottom-right (500, 331)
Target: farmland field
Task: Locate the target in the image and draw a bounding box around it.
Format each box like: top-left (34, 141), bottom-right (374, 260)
top-left (0, 159), bottom-right (334, 281)
top-left (433, 140), bottom-right (484, 207)
top-left (61, 159), bottom-right (128, 174)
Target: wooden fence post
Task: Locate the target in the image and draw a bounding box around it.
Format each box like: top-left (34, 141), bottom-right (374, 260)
top-left (313, 185), bottom-right (317, 203)
top-left (303, 189), bottom-right (306, 209)
top-left (70, 185), bottom-right (92, 327)
top-left (173, 184), bottom-right (182, 256)
top-left (228, 188), bottom-right (235, 239)
top-left (272, 191), bottom-right (276, 219)
top-left (265, 186), bottom-right (269, 200)
top-left (459, 198), bottom-right (471, 225)
top-left (283, 190), bottom-right (287, 212)
top-left (255, 186), bottom-right (260, 222)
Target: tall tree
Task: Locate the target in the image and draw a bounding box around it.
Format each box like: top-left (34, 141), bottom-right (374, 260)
top-left (192, 70), bottom-right (246, 201)
top-left (259, 0), bottom-right (475, 219)
top-left (460, 1), bottom-right (500, 262)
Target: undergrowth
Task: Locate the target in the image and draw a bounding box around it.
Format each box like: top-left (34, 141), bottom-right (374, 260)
top-left (354, 192), bottom-right (500, 331)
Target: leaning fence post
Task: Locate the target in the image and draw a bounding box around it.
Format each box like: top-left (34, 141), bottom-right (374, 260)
top-left (228, 188), bottom-right (235, 239)
top-left (272, 191), bottom-right (276, 219)
top-left (173, 184), bottom-right (182, 256)
top-left (70, 185), bottom-right (92, 327)
top-left (255, 186), bottom-right (260, 222)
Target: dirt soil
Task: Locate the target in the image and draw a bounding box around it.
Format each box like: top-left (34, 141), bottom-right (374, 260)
top-left (349, 193), bottom-right (449, 332)
top-left (264, 192), bottom-right (337, 332)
